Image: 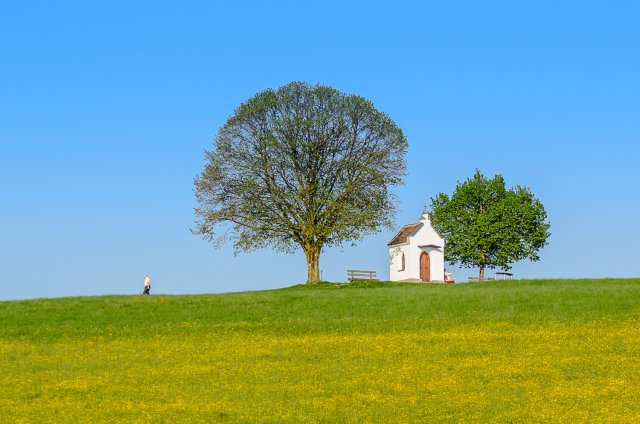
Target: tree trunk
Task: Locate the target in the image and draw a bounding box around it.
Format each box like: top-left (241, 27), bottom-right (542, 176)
top-left (479, 265), bottom-right (485, 281)
top-left (304, 246), bottom-right (321, 285)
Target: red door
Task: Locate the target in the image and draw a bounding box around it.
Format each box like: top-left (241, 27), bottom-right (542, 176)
top-left (420, 252), bottom-right (430, 282)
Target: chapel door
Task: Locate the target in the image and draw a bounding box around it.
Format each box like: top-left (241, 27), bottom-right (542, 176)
top-left (420, 252), bottom-right (430, 282)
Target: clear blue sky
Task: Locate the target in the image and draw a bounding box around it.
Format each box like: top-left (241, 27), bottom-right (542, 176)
top-left (1, 1), bottom-right (639, 299)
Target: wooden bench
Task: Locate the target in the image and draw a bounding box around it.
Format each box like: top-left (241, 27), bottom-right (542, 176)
top-left (468, 276), bottom-right (495, 282)
top-left (347, 269), bottom-right (379, 282)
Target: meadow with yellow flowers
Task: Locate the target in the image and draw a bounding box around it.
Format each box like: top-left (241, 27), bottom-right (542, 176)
top-left (2, 279), bottom-right (639, 422)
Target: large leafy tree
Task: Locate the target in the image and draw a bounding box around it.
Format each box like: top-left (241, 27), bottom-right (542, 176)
top-left (194, 82), bottom-right (407, 284)
top-left (430, 170), bottom-right (550, 280)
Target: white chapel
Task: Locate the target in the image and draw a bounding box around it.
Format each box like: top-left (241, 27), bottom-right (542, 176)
top-left (388, 212), bottom-right (446, 282)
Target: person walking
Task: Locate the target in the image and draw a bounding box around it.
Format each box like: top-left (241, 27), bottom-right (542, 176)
top-left (143, 274), bottom-right (151, 295)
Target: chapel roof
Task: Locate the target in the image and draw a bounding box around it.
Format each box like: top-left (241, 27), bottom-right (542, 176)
top-left (387, 222), bottom-right (422, 246)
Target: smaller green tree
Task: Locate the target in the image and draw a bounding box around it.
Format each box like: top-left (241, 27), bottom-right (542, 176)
top-left (430, 170), bottom-right (550, 280)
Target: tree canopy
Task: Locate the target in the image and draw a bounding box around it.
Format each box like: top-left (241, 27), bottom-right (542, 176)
top-left (429, 170), bottom-right (551, 280)
top-left (194, 82), bottom-right (408, 284)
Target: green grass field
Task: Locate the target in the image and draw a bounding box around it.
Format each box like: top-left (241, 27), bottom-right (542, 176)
top-left (2, 279), bottom-right (639, 422)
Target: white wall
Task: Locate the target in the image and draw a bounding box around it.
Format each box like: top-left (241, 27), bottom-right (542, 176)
top-left (389, 213), bottom-right (445, 282)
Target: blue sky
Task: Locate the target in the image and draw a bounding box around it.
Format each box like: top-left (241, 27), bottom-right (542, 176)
top-left (1, 1), bottom-right (639, 299)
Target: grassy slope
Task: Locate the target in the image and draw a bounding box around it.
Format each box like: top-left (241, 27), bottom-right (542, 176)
top-left (1, 279), bottom-right (639, 422)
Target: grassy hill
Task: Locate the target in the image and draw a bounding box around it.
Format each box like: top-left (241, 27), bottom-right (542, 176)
top-left (2, 279), bottom-right (639, 422)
